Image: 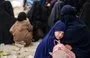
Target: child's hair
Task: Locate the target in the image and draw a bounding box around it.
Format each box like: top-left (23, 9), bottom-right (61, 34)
top-left (17, 12), bottom-right (27, 21)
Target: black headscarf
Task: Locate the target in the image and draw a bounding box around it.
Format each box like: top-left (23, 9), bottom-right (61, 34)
top-left (60, 5), bottom-right (90, 58)
top-left (63, 0), bottom-right (80, 13)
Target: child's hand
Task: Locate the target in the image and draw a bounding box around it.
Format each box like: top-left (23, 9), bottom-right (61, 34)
top-left (65, 44), bottom-right (72, 50)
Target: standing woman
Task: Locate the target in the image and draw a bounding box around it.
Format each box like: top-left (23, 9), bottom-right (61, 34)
top-left (48, 0), bottom-right (64, 29)
top-left (34, 20), bottom-right (66, 58)
top-left (0, 1), bottom-right (15, 44)
top-left (60, 5), bottom-right (90, 58)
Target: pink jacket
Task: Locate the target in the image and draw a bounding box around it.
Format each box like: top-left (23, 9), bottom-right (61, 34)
top-left (51, 40), bottom-right (76, 58)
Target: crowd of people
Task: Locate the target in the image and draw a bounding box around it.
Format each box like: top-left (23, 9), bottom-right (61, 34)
top-left (0, 0), bottom-right (90, 58)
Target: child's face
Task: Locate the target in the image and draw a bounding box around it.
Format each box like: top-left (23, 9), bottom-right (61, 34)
top-left (54, 31), bottom-right (64, 40)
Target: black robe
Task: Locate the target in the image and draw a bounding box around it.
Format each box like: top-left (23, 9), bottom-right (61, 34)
top-left (80, 0), bottom-right (90, 30)
top-left (27, 1), bottom-right (50, 41)
top-left (0, 1), bottom-right (15, 44)
top-left (78, 0), bottom-right (86, 9)
top-left (60, 5), bottom-right (90, 58)
top-left (0, 0), bottom-right (4, 4)
top-left (48, 1), bottom-right (64, 29)
top-left (0, 0), bottom-right (4, 43)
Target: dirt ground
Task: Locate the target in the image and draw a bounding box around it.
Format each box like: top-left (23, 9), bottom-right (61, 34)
top-left (0, 40), bottom-right (41, 58)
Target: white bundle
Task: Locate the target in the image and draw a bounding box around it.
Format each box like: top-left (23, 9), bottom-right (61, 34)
top-left (8, 55), bottom-right (17, 58)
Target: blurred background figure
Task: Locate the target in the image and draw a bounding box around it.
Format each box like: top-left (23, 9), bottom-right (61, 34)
top-left (23, 0), bottom-right (34, 10)
top-left (23, 0), bottom-right (40, 10)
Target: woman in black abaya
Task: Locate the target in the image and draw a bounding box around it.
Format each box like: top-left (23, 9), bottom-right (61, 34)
top-left (60, 5), bottom-right (90, 58)
top-left (0, 1), bottom-right (15, 44)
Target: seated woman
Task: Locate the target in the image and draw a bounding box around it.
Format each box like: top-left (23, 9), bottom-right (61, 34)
top-left (10, 12), bottom-right (33, 47)
top-left (34, 20), bottom-right (67, 58)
